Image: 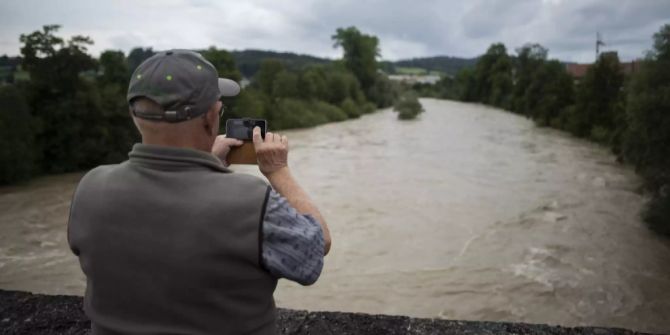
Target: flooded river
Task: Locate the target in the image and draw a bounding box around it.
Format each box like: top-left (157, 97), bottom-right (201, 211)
top-left (1, 99), bottom-right (669, 333)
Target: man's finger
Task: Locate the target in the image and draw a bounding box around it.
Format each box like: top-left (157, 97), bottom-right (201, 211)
top-left (265, 132), bottom-right (274, 143)
top-left (252, 127), bottom-right (263, 145)
top-left (226, 138), bottom-right (244, 147)
top-left (281, 135), bottom-right (288, 144)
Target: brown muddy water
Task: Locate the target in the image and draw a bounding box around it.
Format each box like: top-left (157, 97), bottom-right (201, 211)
top-left (1, 99), bottom-right (669, 333)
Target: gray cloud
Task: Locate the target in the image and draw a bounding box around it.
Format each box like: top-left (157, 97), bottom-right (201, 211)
top-left (0, 0), bottom-right (667, 63)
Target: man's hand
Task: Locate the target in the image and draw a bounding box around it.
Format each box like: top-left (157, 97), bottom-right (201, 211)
top-left (211, 135), bottom-right (243, 167)
top-left (253, 126), bottom-right (288, 176)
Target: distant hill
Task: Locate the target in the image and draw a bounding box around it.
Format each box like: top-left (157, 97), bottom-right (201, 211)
top-left (390, 56), bottom-right (478, 76)
top-left (230, 50), bottom-right (331, 78)
top-left (230, 50), bottom-right (478, 78)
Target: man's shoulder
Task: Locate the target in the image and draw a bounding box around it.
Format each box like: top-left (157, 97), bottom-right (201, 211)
top-left (224, 172), bottom-right (268, 187)
top-left (78, 163), bottom-right (126, 185)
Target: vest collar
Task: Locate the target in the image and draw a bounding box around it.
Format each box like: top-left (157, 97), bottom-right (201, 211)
top-left (128, 143), bottom-right (231, 173)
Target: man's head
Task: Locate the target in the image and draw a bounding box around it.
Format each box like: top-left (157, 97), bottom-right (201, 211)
top-left (127, 49), bottom-right (240, 150)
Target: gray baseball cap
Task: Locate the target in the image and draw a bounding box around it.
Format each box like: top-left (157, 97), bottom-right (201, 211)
top-left (127, 49), bottom-right (240, 122)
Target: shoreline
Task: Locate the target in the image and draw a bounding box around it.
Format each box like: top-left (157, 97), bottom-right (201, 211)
top-left (0, 289), bottom-right (658, 335)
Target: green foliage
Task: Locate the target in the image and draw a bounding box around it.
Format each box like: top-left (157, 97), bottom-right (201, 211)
top-left (99, 50), bottom-right (129, 87)
top-left (621, 25), bottom-right (670, 235)
top-left (652, 24), bottom-right (670, 61)
top-left (200, 47), bottom-right (241, 82)
top-left (0, 86), bottom-right (36, 183)
top-left (272, 99), bottom-right (328, 129)
top-left (393, 92), bottom-right (424, 120)
top-left (6, 25), bottom-right (139, 178)
top-left (312, 100), bottom-right (348, 122)
top-left (569, 52), bottom-right (625, 142)
top-left (367, 73), bottom-right (400, 108)
top-left (272, 70), bottom-right (300, 99)
top-left (127, 47), bottom-right (155, 73)
top-left (643, 192), bottom-right (670, 236)
top-left (512, 43), bottom-right (548, 114)
top-left (523, 60), bottom-right (574, 127)
top-left (470, 43), bottom-right (514, 108)
top-left (340, 98), bottom-right (360, 118)
top-left (255, 59), bottom-right (285, 96)
top-left (418, 76), bottom-right (458, 99)
top-left (332, 27), bottom-right (380, 93)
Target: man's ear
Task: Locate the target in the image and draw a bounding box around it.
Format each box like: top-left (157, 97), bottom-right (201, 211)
top-left (202, 102), bottom-right (220, 137)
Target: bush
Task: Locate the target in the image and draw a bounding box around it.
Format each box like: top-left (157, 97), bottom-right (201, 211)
top-left (367, 73), bottom-right (399, 107)
top-left (643, 191), bottom-right (670, 237)
top-left (590, 126), bottom-right (611, 144)
top-left (393, 92), bottom-right (424, 120)
top-left (0, 85), bottom-right (36, 184)
top-left (272, 98), bottom-right (328, 130)
top-left (361, 102), bottom-right (377, 114)
top-left (340, 98), bottom-right (361, 118)
top-left (312, 101), bottom-right (347, 122)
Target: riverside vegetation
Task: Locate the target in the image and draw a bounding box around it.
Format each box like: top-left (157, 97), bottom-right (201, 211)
top-left (0, 25), bottom-right (400, 184)
top-left (416, 23), bottom-right (670, 236)
top-left (393, 92), bottom-right (424, 120)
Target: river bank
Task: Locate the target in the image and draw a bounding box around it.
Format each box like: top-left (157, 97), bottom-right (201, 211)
top-left (0, 289), bottom-right (658, 335)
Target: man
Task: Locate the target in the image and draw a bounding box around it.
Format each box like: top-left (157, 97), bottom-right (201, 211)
top-left (67, 49), bottom-right (331, 335)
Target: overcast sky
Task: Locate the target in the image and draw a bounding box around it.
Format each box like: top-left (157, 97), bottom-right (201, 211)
top-left (1, 0), bottom-right (668, 63)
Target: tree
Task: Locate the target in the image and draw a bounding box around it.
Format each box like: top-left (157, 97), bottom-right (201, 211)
top-left (99, 50), bottom-right (129, 87)
top-left (201, 46), bottom-right (241, 81)
top-left (569, 52), bottom-right (625, 142)
top-left (651, 24), bottom-right (670, 61)
top-left (254, 59), bottom-right (284, 97)
top-left (332, 27), bottom-right (380, 93)
top-left (622, 24), bottom-right (670, 192)
top-left (19, 25), bottom-right (104, 172)
top-left (20, 25), bottom-right (96, 100)
top-left (469, 43), bottom-right (513, 108)
top-left (523, 60), bottom-right (574, 126)
top-left (0, 86), bottom-right (36, 183)
top-left (367, 73), bottom-right (399, 107)
top-left (512, 43), bottom-right (548, 114)
top-left (272, 70), bottom-right (299, 99)
top-left (457, 68), bottom-right (477, 102)
top-left (127, 47), bottom-right (155, 73)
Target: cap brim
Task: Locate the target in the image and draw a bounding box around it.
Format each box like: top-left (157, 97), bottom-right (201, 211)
top-left (218, 78), bottom-right (241, 97)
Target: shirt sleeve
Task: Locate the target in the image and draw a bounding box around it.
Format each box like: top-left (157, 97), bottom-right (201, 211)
top-left (261, 189), bottom-right (325, 286)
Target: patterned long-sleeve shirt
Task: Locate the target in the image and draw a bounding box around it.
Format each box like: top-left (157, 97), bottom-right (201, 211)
top-left (260, 189), bottom-right (325, 285)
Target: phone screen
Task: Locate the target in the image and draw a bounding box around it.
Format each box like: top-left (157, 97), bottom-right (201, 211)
top-left (225, 118), bottom-right (267, 140)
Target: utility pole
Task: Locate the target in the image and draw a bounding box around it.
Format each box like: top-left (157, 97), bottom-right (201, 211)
top-left (596, 32), bottom-right (605, 60)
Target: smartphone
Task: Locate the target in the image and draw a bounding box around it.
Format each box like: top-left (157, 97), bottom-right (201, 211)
top-left (225, 118), bottom-right (266, 141)
top-left (225, 118), bottom-right (267, 165)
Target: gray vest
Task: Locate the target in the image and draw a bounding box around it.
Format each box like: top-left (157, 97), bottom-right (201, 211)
top-left (68, 144), bottom-right (277, 335)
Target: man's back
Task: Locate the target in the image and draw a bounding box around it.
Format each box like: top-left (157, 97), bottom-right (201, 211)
top-left (68, 144), bottom-right (277, 334)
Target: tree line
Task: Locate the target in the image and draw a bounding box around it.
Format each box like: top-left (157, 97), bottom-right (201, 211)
top-left (0, 25), bottom-right (400, 185)
top-left (419, 24), bottom-right (670, 236)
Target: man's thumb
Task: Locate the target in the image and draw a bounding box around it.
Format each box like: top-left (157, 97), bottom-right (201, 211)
top-left (252, 126), bottom-right (262, 145)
